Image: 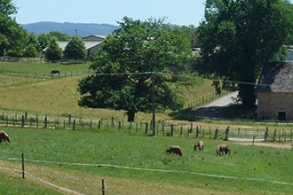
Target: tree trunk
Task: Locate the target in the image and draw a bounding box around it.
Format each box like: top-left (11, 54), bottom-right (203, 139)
top-left (126, 111), bottom-right (136, 122)
top-left (238, 75), bottom-right (256, 108)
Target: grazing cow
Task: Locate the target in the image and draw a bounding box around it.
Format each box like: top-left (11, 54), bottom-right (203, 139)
top-left (0, 131), bottom-right (10, 143)
top-left (166, 145), bottom-right (183, 156)
top-left (194, 140), bottom-right (204, 151)
top-left (216, 144), bottom-right (230, 156)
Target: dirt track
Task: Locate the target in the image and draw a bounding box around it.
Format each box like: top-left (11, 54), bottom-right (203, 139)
top-left (233, 141), bottom-right (293, 150)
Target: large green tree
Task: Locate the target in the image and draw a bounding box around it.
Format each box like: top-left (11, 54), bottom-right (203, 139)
top-left (23, 33), bottom-right (39, 58)
top-left (0, 0), bottom-right (27, 56)
top-left (45, 37), bottom-right (63, 62)
top-left (198, 0), bottom-right (293, 107)
top-left (63, 36), bottom-right (87, 61)
top-left (78, 17), bottom-right (195, 122)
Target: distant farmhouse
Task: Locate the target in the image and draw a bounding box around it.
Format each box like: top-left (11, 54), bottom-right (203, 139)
top-left (256, 46), bottom-right (293, 121)
top-left (56, 35), bottom-right (106, 58)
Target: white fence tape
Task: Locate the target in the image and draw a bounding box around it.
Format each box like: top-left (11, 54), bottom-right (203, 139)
top-left (7, 158), bottom-right (293, 186)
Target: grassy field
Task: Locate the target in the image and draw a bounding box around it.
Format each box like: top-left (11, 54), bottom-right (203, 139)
top-left (0, 127), bottom-right (293, 195)
top-left (0, 61), bottom-right (217, 122)
top-left (1, 61), bottom-right (293, 194)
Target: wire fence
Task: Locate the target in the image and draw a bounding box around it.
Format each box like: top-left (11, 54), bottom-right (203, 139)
top-left (0, 111), bottom-right (292, 142)
top-left (2, 154), bottom-right (293, 195)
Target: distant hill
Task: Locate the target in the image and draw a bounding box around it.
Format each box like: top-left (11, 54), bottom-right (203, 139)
top-left (20, 21), bottom-right (119, 37)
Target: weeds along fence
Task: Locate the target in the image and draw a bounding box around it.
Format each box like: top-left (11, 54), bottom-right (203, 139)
top-left (0, 111), bottom-right (292, 142)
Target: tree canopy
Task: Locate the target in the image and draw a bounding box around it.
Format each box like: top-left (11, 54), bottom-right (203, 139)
top-left (197, 0), bottom-right (293, 107)
top-left (78, 17), bottom-right (196, 122)
top-left (63, 36), bottom-right (87, 61)
top-left (45, 37), bottom-right (63, 62)
top-left (0, 0), bottom-right (28, 56)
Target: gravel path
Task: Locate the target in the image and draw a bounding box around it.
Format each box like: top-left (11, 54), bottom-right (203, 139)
top-left (191, 91), bottom-right (238, 118)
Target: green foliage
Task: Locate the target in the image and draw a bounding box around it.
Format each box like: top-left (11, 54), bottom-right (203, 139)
top-left (63, 36), bottom-right (87, 60)
top-left (23, 33), bottom-right (39, 57)
top-left (78, 16), bottom-right (197, 122)
top-left (0, 0), bottom-right (28, 56)
top-left (198, 0), bottom-right (293, 107)
top-left (37, 33), bottom-right (50, 53)
top-left (48, 31), bottom-right (71, 41)
top-left (181, 25), bottom-right (200, 48)
top-left (45, 37), bottom-right (63, 62)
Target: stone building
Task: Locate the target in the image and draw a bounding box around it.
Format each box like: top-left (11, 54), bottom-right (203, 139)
top-left (256, 61), bottom-right (293, 120)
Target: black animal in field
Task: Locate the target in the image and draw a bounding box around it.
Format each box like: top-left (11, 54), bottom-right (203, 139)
top-left (166, 145), bottom-right (183, 156)
top-left (0, 131), bottom-right (10, 143)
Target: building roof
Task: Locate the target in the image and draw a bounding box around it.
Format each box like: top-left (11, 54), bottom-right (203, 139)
top-left (256, 61), bottom-right (293, 92)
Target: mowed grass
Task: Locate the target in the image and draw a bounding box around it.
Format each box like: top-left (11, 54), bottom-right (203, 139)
top-left (0, 127), bottom-right (292, 195)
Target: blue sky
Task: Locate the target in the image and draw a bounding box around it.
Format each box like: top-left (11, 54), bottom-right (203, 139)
top-left (13, 0), bottom-right (206, 26)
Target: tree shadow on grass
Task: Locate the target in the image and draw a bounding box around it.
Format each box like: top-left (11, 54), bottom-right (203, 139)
top-left (170, 104), bottom-right (257, 121)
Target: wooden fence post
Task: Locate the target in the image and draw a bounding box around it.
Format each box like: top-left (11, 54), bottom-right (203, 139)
top-left (225, 126), bottom-right (230, 141)
top-left (98, 120), bottom-right (101, 129)
top-left (195, 126), bottom-right (199, 138)
top-left (118, 121), bottom-right (122, 130)
top-left (72, 119), bottom-right (76, 130)
top-left (171, 124), bottom-right (174, 136)
top-left (264, 127), bottom-right (268, 141)
top-left (214, 128), bottom-right (218, 139)
top-left (21, 115), bottom-right (25, 127)
top-left (145, 122), bottom-right (148, 134)
top-left (111, 117), bottom-right (114, 127)
top-left (101, 178), bottom-right (105, 195)
top-left (68, 114), bottom-right (72, 124)
top-left (21, 153), bottom-right (25, 179)
top-left (44, 116), bottom-right (47, 128)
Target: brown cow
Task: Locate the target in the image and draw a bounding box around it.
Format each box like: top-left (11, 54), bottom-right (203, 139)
top-left (216, 144), bottom-right (230, 156)
top-left (166, 145), bottom-right (183, 156)
top-left (0, 131), bottom-right (10, 143)
top-left (194, 140), bottom-right (204, 151)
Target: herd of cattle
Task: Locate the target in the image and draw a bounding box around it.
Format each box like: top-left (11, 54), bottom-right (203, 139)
top-left (166, 141), bottom-right (231, 156)
top-left (0, 131), bottom-right (230, 157)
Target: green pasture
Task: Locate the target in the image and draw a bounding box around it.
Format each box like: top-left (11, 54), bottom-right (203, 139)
top-left (0, 61), bottom-right (217, 122)
top-left (0, 127), bottom-right (293, 195)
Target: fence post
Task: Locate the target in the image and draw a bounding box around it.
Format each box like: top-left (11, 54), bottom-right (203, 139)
top-left (44, 116), bottom-right (47, 128)
top-left (68, 114), bottom-right (72, 124)
top-left (72, 119), bottom-right (76, 130)
top-left (171, 124), bottom-right (174, 136)
top-left (118, 121), bottom-right (122, 130)
top-left (214, 128), bottom-right (218, 139)
top-left (195, 126), bottom-right (199, 138)
top-left (24, 111), bottom-right (27, 120)
top-left (180, 125), bottom-right (183, 137)
top-left (264, 127), bottom-right (268, 141)
top-left (225, 126), bottom-right (230, 141)
top-left (111, 117), bottom-right (114, 127)
top-left (98, 120), bottom-right (101, 129)
top-left (101, 178), bottom-right (105, 195)
top-left (21, 153), bottom-right (25, 179)
top-left (145, 122), bottom-right (148, 134)
top-left (21, 115), bottom-right (25, 127)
